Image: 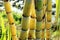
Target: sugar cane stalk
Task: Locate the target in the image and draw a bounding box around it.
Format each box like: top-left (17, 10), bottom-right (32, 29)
top-left (20, 0), bottom-right (33, 40)
top-left (28, 0), bottom-right (36, 40)
top-left (46, 0), bottom-right (52, 40)
top-left (4, 0), bottom-right (18, 40)
top-left (35, 0), bottom-right (45, 40)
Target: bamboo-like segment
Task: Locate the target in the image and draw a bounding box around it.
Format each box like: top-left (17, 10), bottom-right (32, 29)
top-left (21, 17), bottom-right (30, 30)
top-left (36, 29), bottom-right (44, 40)
top-left (46, 22), bottom-right (52, 30)
top-left (43, 0), bottom-right (47, 6)
top-left (40, 31), bottom-right (45, 40)
top-left (28, 0), bottom-right (36, 40)
top-left (29, 16), bottom-right (36, 40)
top-left (35, 0), bottom-right (44, 21)
top-left (43, 6), bottom-right (46, 15)
top-left (20, 30), bottom-right (29, 40)
top-left (38, 0), bottom-right (46, 40)
top-left (46, 0), bottom-right (52, 40)
top-left (40, 20), bottom-right (45, 40)
top-left (3, 0), bottom-right (18, 40)
top-left (43, 0), bottom-right (47, 40)
top-left (46, 30), bottom-right (51, 40)
top-left (43, 0), bottom-right (47, 30)
top-left (30, 18), bottom-right (36, 30)
top-left (45, 22), bottom-right (51, 40)
top-left (20, 0), bottom-right (33, 40)
top-left (35, 0), bottom-right (44, 40)
top-left (36, 21), bottom-right (42, 31)
top-left (28, 30), bottom-right (35, 40)
top-left (46, 12), bottom-right (52, 22)
top-left (43, 0), bottom-right (47, 15)
top-left (41, 21), bottom-right (45, 30)
top-left (23, 0), bottom-right (33, 17)
top-left (47, 0), bottom-right (52, 12)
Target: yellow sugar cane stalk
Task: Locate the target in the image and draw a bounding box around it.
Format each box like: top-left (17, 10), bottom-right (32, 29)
top-left (30, 16), bottom-right (36, 30)
top-left (42, 20), bottom-right (45, 30)
top-left (46, 0), bottom-right (52, 22)
top-left (28, 30), bottom-right (35, 40)
top-left (47, 0), bottom-right (52, 11)
top-left (29, 17), bottom-right (36, 40)
top-left (43, 0), bottom-right (47, 6)
top-left (40, 30), bottom-right (45, 40)
top-left (46, 12), bottom-right (52, 22)
top-left (45, 0), bottom-right (52, 40)
top-left (20, 0), bottom-right (33, 40)
top-left (45, 22), bottom-right (51, 40)
top-left (3, 0), bottom-right (18, 40)
top-left (28, 0), bottom-right (36, 39)
top-left (39, 21), bottom-right (45, 40)
top-left (46, 0), bottom-right (52, 28)
top-left (20, 17), bottom-right (30, 40)
top-left (35, 0), bottom-right (44, 39)
top-left (46, 30), bottom-right (51, 40)
top-left (43, 0), bottom-right (47, 30)
top-left (43, 6), bottom-right (46, 15)
top-left (46, 22), bottom-right (52, 30)
top-left (23, 0), bottom-right (33, 17)
top-left (43, 0), bottom-right (47, 39)
top-left (43, 0), bottom-right (47, 18)
top-left (43, 0), bottom-right (47, 14)
top-left (30, 0), bottom-right (36, 19)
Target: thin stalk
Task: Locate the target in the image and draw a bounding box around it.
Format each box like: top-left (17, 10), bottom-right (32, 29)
top-left (0, 12), bottom-right (6, 40)
top-left (4, 0), bottom-right (18, 40)
top-left (46, 0), bottom-right (52, 40)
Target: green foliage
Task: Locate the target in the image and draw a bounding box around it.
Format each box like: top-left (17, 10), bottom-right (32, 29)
top-left (12, 12), bottom-right (22, 24)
